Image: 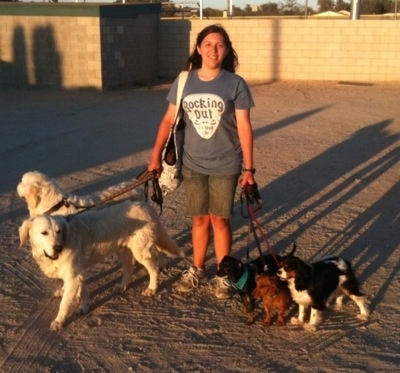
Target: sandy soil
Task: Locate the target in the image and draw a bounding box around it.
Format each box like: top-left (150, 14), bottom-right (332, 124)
top-left (0, 81), bottom-right (399, 373)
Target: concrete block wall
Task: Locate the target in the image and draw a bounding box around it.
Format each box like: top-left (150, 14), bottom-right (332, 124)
top-left (0, 13), bottom-right (102, 89)
top-left (158, 19), bottom-right (400, 83)
top-left (0, 4), bottom-right (161, 90)
top-left (1, 6), bottom-right (399, 90)
top-left (101, 16), bottom-right (159, 89)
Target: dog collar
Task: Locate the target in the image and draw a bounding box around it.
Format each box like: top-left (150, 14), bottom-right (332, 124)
top-left (231, 264), bottom-right (249, 291)
top-left (43, 198), bottom-right (70, 215)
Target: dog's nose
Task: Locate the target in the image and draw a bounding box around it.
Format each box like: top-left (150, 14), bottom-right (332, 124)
top-left (53, 245), bottom-right (63, 253)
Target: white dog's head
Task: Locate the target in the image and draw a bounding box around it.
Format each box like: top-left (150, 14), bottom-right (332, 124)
top-left (17, 171), bottom-right (64, 217)
top-left (19, 215), bottom-right (68, 261)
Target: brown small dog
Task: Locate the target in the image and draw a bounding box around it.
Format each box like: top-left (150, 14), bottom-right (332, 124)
top-left (252, 274), bottom-right (291, 326)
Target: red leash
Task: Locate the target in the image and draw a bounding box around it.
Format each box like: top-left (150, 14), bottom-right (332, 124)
top-left (241, 184), bottom-right (279, 266)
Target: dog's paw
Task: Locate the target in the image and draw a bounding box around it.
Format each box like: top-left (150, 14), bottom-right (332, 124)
top-left (54, 288), bottom-right (64, 298)
top-left (290, 316), bottom-right (304, 325)
top-left (277, 319), bottom-right (286, 326)
top-left (357, 313), bottom-right (369, 321)
top-left (304, 323), bottom-right (317, 332)
top-left (246, 313), bottom-right (255, 325)
top-left (333, 299), bottom-right (344, 311)
top-left (50, 320), bottom-right (64, 331)
top-left (115, 284), bottom-right (127, 294)
top-left (142, 288), bottom-right (156, 296)
top-left (263, 319), bottom-right (272, 326)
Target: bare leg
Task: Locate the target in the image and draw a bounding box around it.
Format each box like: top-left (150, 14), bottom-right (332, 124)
top-left (210, 214), bottom-right (231, 267)
top-left (192, 215), bottom-right (210, 269)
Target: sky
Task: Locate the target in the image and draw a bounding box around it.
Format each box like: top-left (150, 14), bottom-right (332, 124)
top-left (179, 0), bottom-right (318, 10)
top-left (25, 0), bottom-right (318, 11)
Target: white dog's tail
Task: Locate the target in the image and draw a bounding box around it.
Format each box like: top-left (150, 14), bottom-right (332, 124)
top-left (66, 181), bottom-right (144, 208)
top-left (155, 226), bottom-right (184, 258)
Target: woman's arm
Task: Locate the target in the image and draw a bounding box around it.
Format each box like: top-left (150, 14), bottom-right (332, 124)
top-left (236, 108), bottom-right (255, 187)
top-left (148, 103), bottom-right (177, 174)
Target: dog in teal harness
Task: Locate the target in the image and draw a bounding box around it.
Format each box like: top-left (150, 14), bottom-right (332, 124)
top-left (217, 244), bottom-right (296, 325)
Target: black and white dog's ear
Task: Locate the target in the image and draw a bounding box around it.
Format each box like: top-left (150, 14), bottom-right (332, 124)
top-left (19, 219), bottom-right (32, 247)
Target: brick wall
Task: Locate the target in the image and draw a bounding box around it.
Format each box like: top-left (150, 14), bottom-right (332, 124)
top-left (0, 13), bottom-right (101, 89)
top-left (0, 5), bottom-right (399, 90)
top-left (159, 19), bottom-right (400, 83)
top-left (100, 15), bottom-right (159, 89)
top-left (0, 4), bottom-right (160, 90)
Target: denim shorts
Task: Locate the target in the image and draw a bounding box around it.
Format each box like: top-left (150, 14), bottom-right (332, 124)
top-left (182, 165), bottom-right (240, 219)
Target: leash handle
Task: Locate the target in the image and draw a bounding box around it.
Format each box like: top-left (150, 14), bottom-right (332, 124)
top-left (240, 183), bottom-right (262, 218)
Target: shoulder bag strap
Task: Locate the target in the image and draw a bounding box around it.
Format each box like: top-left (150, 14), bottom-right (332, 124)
top-left (173, 70), bottom-right (189, 124)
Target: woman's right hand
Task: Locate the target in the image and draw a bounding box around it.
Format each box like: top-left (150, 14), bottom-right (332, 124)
top-left (147, 158), bottom-right (162, 177)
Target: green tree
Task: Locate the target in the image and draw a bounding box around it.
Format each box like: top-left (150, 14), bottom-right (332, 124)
top-left (232, 5), bottom-right (246, 15)
top-left (335, 0), bottom-right (351, 11)
top-left (203, 7), bottom-right (223, 17)
top-left (259, 2), bottom-right (281, 15)
top-left (244, 4), bottom-right (253, 13)
top-left (360, 0), bottom-right (393, 13)
top-left (280, 0), bottom-right (302, 14)
top-left (317, 0), bottom-right (335, 12)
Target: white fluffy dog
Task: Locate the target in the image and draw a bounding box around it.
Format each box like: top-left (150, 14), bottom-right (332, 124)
top-left (17, 170), bottom-right (144, 217)
top-left (19, 200), bottom-right (183, 331)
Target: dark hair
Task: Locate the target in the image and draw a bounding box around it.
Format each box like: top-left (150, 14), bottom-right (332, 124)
top-left (185, 24), bottom-right (238, 73)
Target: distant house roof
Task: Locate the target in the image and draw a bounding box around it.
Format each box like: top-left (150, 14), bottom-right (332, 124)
top-left (312, 11), bottom-right (346, 17)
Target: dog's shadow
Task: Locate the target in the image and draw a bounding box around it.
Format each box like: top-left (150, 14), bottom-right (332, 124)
top-left (284, 303), bottom-right (371, 332)
top-left (63, 254), bottom-right (187, 328)
top-left (234, 297), bottom-right (370, 330)
top-left (76, 263), bottom-right (150, 317)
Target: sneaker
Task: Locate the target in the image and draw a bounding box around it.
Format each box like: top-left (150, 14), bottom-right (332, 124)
top-left (214, 275), bottom-right (234, 300)
top-left (175, 266), bottom-right (205, 293)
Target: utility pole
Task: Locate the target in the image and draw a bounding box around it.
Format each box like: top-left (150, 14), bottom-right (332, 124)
top-left (350, 0), bottom-right (361, 19)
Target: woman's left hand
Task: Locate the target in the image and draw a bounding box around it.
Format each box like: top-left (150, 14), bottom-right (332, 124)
top-left (239, 171), bottom-right (255, 188)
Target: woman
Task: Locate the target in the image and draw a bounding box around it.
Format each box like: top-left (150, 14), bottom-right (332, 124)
top-left (148, 24), bottom-right (255, 299)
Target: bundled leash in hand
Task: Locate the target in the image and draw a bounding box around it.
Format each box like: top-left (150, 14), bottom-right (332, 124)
top-left (138, 169), bottom-right (164, 214)
top-left (240, 183), bottom-right (279, 270)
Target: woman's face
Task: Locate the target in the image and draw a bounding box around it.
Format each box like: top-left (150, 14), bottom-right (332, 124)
top-left (197, 32), bottom-right (228, 70)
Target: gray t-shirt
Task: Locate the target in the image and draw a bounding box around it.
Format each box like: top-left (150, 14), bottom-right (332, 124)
top-left (167, 70), bottom-right (254, 175)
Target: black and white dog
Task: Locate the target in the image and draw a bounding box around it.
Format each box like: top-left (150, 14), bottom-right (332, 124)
top-left (217, 244), bottom-right (296, 325)
top-left (277, 255), bottom-right (369, 331)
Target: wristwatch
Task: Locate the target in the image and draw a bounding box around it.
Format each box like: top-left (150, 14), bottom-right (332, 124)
top-left (242, 168), bottom-right (256, 173)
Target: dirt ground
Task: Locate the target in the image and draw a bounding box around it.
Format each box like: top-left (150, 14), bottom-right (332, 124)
top-left (0, 81), bottom-right (399, 373)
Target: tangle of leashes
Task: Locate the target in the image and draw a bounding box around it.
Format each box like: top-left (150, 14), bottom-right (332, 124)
top-left (240, 183), bottom-right (279, 270)
top-left (54, 169), bottom-right (162, 219)
top-left (138, 169), bottom-right (164, 214)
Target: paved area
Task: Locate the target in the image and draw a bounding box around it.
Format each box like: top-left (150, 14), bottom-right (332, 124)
top-left (0, 81), bottom-right (399, 372)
